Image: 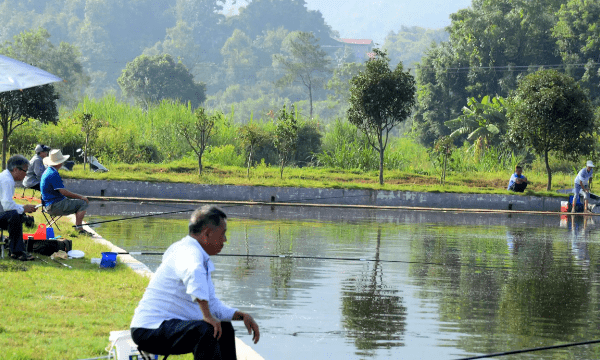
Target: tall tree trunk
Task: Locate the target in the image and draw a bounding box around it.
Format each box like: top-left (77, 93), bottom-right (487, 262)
top-left (379, 138), bottom-right (384, 185)
top-left (198, 152), bottom-right (203, 175)
top-left (545, 149), bottom-right (552, 190)
top-left (308, 83), bottom-right (313, 119)
top-left (84, 134), bottom-right (89, 171)
top-left (1, 130), bottom-right (8, 170)
top-left (247, 146), bottom-right (253, 178)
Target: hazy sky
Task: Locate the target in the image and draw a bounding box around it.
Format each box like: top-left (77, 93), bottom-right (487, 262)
top-left (227, 0), bottom-right (473, 43)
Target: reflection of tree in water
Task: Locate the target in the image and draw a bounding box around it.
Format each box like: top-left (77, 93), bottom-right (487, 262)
top-left (270, 225), bottom-right (294, 299)
top-left (233, 224), bottom-right (259, 278)
top-left (341, 228), bottom-right (407, 356)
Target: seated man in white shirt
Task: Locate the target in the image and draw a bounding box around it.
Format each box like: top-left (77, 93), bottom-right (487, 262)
top-left (0, 155), bottom-right (38, 261)
top-left (130, 206), bottom-right (260, 360)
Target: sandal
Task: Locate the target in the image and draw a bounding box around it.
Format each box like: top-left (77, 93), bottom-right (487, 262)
top-left (77, 228), bottom-right (94, 237)
top-left (11, 252), bottom-right (35, 261)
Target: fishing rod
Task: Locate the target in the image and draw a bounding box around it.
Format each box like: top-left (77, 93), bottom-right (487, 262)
top-left (455, 339), bottom-right (600, 359)
top-left (75, 208), bottom-right (196, 227)
top-left (116, 251), bottom-right (521, 270)
top-left (77, 193), bottom-right (372, 227)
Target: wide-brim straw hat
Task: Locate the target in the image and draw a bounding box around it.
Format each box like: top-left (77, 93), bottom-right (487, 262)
top-left (43, 149), bottom-right (70, 166)
top-left (587, 160), bottom-right (595, 168)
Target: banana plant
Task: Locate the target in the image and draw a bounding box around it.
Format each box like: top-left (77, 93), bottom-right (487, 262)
top-left (444, 95), bottom-right (507, 146)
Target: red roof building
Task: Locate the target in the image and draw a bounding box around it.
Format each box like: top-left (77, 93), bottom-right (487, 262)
top-left (335, 38), bottom-right (374, 61)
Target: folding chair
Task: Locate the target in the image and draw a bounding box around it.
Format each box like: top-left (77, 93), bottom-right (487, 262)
top-left (37, 202), bottom-right (63, 232)
top-left (138, 347), bottom-right (169, 360)
top-left (0, 228), bottom-right (7, 259)
top-left (21, 186), bottom-right (37, 199)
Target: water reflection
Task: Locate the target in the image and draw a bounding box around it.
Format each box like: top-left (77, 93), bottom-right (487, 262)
top-left (89, 203), bottom-right (600, 360)
top-left (341, 227), bottom-right (406, 356)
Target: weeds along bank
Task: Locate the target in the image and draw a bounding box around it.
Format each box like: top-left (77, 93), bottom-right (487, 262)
top-left (6, 95), bottom-right (588, 181)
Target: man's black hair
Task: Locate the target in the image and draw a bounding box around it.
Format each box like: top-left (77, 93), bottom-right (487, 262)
top-left (189, 206), bottom-right (227, 234)
top-left (7, 155), bottom-right (29, 172)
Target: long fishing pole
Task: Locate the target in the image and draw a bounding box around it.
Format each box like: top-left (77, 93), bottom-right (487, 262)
top-left (76, 208), bottom-right (195, 227)
top-left (119, 251), bottom-right (444, 265)
top-left (116, 251), bottom-right (521, 270)
top-left (455, 339), bottom-right (600, 359)
top-left (78, 193), bottom-right (372, 227)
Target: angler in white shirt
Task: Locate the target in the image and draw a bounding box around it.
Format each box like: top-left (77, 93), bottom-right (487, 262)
top-left (573, 160), bottom-right (595, 213)
top-left (130, 206), bottom-right (260, 359)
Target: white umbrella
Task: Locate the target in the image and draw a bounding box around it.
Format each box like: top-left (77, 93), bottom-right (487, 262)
top-left (0, 54), bottom-right (62, 92)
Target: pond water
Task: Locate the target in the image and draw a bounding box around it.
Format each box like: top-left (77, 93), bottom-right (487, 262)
top-left (87, 202), bottom-right (600, 360)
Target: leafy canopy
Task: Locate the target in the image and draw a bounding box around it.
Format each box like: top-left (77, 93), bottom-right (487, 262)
top-left (118, 54), bottom-right (206, 110)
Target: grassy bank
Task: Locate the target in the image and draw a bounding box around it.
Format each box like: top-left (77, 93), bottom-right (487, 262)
top-left (62, 159), bottom-right (575, 198)
top-left (0, 202), bottom-right (154, 360)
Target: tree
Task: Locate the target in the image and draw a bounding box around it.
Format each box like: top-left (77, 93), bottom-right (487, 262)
top-left (118, 54), bottom-right (206, 111)
top-left (174, 107), bottom-right (219, 175)
top-left (553, 0), bottom-right (600, 105)
top-left (220, 29), bottom-right (257, 85)
top-left (382, 26), bottom-right (449, 68)
top-left (231, 0), bottom-right (336, 41)
top-left (143, 20), bottom-right (201, 72)
top-left (0, 27), bottom-right (89, 107)
top-left (77, 112), bottom-right (108, 171)
top-left (239, 122), bottom-right (269, 178)
top-left (507, 70), bottom-right (595, 190)
top-left (274, 31), bottom-right (331, 119)
top-left (348, 49), bottom-right (416, 185)
top-left (273, 105), bottom-right (299, 179)
top-left (326, 62), bottom-right (365, 103)
top-left (0, 85), bottom-right (59, 169)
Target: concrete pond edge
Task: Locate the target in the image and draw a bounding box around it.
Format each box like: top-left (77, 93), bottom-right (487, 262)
top-left (63, 178), bottom-right (569, 212)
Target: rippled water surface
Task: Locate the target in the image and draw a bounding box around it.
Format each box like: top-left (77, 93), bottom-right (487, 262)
top-left (88, 202), bottom-right (600, 360)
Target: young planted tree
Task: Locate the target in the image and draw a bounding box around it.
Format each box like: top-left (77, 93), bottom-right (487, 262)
top-left (347, 49), bottom-right (416, 185)
top-left (507, 70), bottom-right (595, 190)
top-left (273, 105), bottom-right (299, 179)
top-left (274, 31), bottom-right (331, 119)
top-left (77, 112), bottom-right (108, 171)
top-left (0, 85), bottom-right (59, 169)
top-left (239, 122), bottom-right (268, 178)
top-left (174, 107), bottom-right (218, 175)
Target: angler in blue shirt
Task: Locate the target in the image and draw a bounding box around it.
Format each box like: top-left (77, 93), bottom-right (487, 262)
top-left (507, 166), bottom-right (528, 192)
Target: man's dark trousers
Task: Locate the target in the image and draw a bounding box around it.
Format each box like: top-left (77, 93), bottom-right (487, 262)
top-left (132, 320), bottom-right (237, 360)
top-left (0, 210), bottom-right (25, 254)
top-left (510, 182), bottom-right (527, 192)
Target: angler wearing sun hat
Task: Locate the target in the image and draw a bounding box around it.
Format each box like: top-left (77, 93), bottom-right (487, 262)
top-left (572, 160), bottom-right (595, 213)
top-left (40, 149), bottom-right (92, 235)
top-left (22, 144), bottom-right (51, 191)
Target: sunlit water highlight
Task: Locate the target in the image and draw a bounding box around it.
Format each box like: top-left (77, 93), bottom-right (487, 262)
top-left (87, 202), bottom-right (600, 360)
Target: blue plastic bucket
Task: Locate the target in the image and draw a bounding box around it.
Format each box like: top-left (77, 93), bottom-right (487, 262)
top-left (100, 252), bottom-right (117, 268)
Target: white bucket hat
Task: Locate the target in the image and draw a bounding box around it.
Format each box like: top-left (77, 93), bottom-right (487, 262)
top-left (587, 160), bottom-right (595, 168)
top-left (43, 149), bottom-right (70, 166)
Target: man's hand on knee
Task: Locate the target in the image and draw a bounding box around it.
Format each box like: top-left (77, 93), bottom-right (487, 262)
top-left (202, 315), bottom-right (222, 340)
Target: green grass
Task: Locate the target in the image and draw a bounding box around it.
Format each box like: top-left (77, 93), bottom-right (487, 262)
top-left (62, 159), bottom-right (576, 199)
top-left (0, 202), bottom-right (194, 359)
